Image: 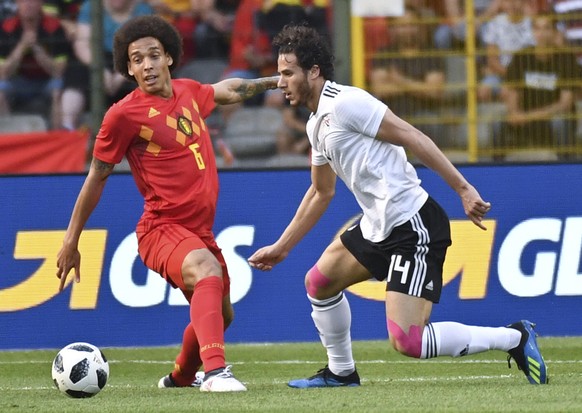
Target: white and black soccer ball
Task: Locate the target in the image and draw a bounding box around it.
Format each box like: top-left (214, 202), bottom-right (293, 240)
top-left (52, 342), bottom-right (109, 398)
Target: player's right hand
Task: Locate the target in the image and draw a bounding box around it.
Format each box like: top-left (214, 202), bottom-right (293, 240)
top-left (248, 245), bottom-right (288, 271)
top-left (56, 245), bottom-right (81, 292)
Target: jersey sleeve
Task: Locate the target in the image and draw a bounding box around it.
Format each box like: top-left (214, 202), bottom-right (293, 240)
top-left (334, 88), bottom-right (387, 139)
top-left (310, 146), bottom-right (327, 166)
top-left (184, 79), bottom-right (216, 119)
top-left (93, 103), bottom-right (135, 164)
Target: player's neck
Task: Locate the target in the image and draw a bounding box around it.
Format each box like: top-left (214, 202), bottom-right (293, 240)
top-left (309, 78), bottom-right (326, 113)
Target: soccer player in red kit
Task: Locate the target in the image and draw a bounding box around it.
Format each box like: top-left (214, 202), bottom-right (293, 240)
top-left (56, 15), bottom-right (279, 392)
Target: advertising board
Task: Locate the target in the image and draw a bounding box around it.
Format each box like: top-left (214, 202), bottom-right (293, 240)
top-left (1, 164), bottom-right (580, 349)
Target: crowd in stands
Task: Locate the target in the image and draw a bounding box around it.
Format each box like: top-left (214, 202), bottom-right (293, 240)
top-left (0, 0), bottom-right (581, 168)
top-left (0, 0), bottom-right (330, 168)
top-left (369, 6), bottom-right (448, 146)
top-left (365, 0), bottom-right (582, 161)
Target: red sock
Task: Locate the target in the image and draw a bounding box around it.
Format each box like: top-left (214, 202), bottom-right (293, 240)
top-left (171, 322), bottom-right (202, 386)
top-left (190, 276), bottom-right (225, 373)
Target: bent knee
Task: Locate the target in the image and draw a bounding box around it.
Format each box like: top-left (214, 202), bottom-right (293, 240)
top-left (388, 320), bottom-right (423, 358)
top-left (305, 265), bottom-right (332, 299)
top-left (389, 337), bottom-right (421, 358)
top-left (181, 250), bottom-right (223, 290)
top-left (182, 270), bottom-right (222, 291)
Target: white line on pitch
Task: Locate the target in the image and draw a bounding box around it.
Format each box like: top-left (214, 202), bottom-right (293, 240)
top-left (0, 359), bottom-right (579, 365)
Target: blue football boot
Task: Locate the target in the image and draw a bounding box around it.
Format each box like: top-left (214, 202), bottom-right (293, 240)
top-left (507, 320), bottom-right (549, 384)
top-left (288, 365), bottom-right (360, 388)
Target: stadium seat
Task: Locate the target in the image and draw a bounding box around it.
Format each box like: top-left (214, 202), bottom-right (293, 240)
top-left (222, 107), bottom-right (283, 159)
top-left (175, 59), bottom-right (228, 85)
top-left (504, 149), bottom-right (559, 162)
top-left (265, 153), bottom-right (310, 168)
top-left (444, 55), bottom-right (467, 104)
top-left (0, 114), bottom-right (48, 133)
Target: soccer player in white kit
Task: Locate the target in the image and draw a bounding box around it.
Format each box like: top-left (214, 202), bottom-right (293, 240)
top-left (248, 24), bottom-right (548, 387)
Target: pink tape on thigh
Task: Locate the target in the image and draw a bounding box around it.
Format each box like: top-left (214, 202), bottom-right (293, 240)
top-left (387, 319), bottom-right (423, 358)
top-left (306, 265), bottom-right (331, 297)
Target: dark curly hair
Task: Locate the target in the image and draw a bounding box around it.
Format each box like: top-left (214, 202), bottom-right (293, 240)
top-left (113, 15), bottom-right (182, 81)
top-left (273, 24), bottom-right (334, 81)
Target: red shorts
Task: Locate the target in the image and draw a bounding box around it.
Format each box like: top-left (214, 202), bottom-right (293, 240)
top-left (137, 224), bottom-right (230, 301)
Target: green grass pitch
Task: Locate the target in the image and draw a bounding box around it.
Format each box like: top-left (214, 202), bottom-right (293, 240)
top-left (1, 338), bottom-right (581, 413)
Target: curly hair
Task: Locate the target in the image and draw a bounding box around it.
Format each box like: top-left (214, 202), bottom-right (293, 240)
top-left (273, 24), bottom-right (334, 81)
top-left (113, 15), bottom-right (182, 81)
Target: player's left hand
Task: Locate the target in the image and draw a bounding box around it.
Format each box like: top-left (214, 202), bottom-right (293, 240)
top-left (460, 184), bottom-right (491, 230)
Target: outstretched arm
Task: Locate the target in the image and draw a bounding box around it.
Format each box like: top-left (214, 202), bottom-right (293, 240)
top-left (56, 158), bottom-right (114, 291)
top-left (212, 76), bottom-right (280, 105)
top-left (376, 108), bottom-right (491, 230)
top-left (248, 163), bottom-right (336, 270)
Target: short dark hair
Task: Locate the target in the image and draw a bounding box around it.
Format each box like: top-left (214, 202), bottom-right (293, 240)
top-left (273, 24), bottom-right (334, 80)
top-left (113, 15), bottom-right (182, 81)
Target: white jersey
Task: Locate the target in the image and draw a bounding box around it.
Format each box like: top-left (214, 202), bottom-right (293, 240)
top-left (307, 81), bottom-right (428, 242)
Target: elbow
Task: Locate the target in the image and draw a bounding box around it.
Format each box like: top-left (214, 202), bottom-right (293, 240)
top-left (318, 187), bottom-right (335, 204)
top-left (309, 184), bottom-right (334, 205)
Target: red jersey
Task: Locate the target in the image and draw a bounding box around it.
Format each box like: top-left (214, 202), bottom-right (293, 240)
top-left (94, 78), bottom-right (218, 236)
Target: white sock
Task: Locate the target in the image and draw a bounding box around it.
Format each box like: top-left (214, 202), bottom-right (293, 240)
top-left (308, 292), bottom-right (355, 376)
top-left (421, 322), bottom-right (522, 358)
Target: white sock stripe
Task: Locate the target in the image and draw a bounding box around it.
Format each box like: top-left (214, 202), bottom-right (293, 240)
top-left (424, 323), bottom-right (438, 359)
top-left (308, 292), bottom-right (344, 308)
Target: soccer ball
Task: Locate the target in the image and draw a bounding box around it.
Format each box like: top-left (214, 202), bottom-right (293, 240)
top-left (51, 342), bottom-right (109, 398)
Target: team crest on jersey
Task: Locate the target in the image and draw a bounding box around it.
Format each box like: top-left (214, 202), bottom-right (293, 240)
top-left (323, 114), bottom-right (330, 127)
top-left (177, 115), bottom-right (193, 137)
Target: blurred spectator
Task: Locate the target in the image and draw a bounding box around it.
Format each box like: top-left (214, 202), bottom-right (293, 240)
top-left (276, 103), bottom-right (310, 156)
top-left (217, 0), bottom-right (329, 162)
top-left (303, 0), bottom-right (330, 39)
top-left (60, 0), bottom-right (153, 130)
top-left (0, 0), bottom-right (71, 128)
top-left (256, 1), bottom-right (307, 41)
top-left (221, 0), bottom-right (325, 115)
top-left (432, 0), bottom-right (505, 49)
top-left (255, 0), bottom-right (326, 108)
top-left (43, 0), bottom-right (84, 41)
top-left (405, 0), bottom-right (438, 45)
top-left (217, 0), bottom-right (269, 120)
top-left (257, 0), bottom-right (330, 53)
top-left (369, 7), bottom-right (448, 146)
top-left (363, 16), bottom-right (390, 60)
top-left (0, 0), bottom-right (15, 20)
top-left (548, 0), bottom-right (582, 65)
top-left (497, 14), bottom-right (582, 157)
top-left (478, 0), bottom-right (536, 101)
top-left (191, 0), bottom-right (239, 59)
top-left (147, 0), bottom-right (197, 64)
top-left (223, 0), bottom-right (270, 81)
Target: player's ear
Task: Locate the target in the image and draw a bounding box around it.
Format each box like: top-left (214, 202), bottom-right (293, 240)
top-left (166, 53), bottom-right (173, 67)
top-left (127, 63), bottom-right (133, 77)
top-left (309, 65), bottom-right (320, 79)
